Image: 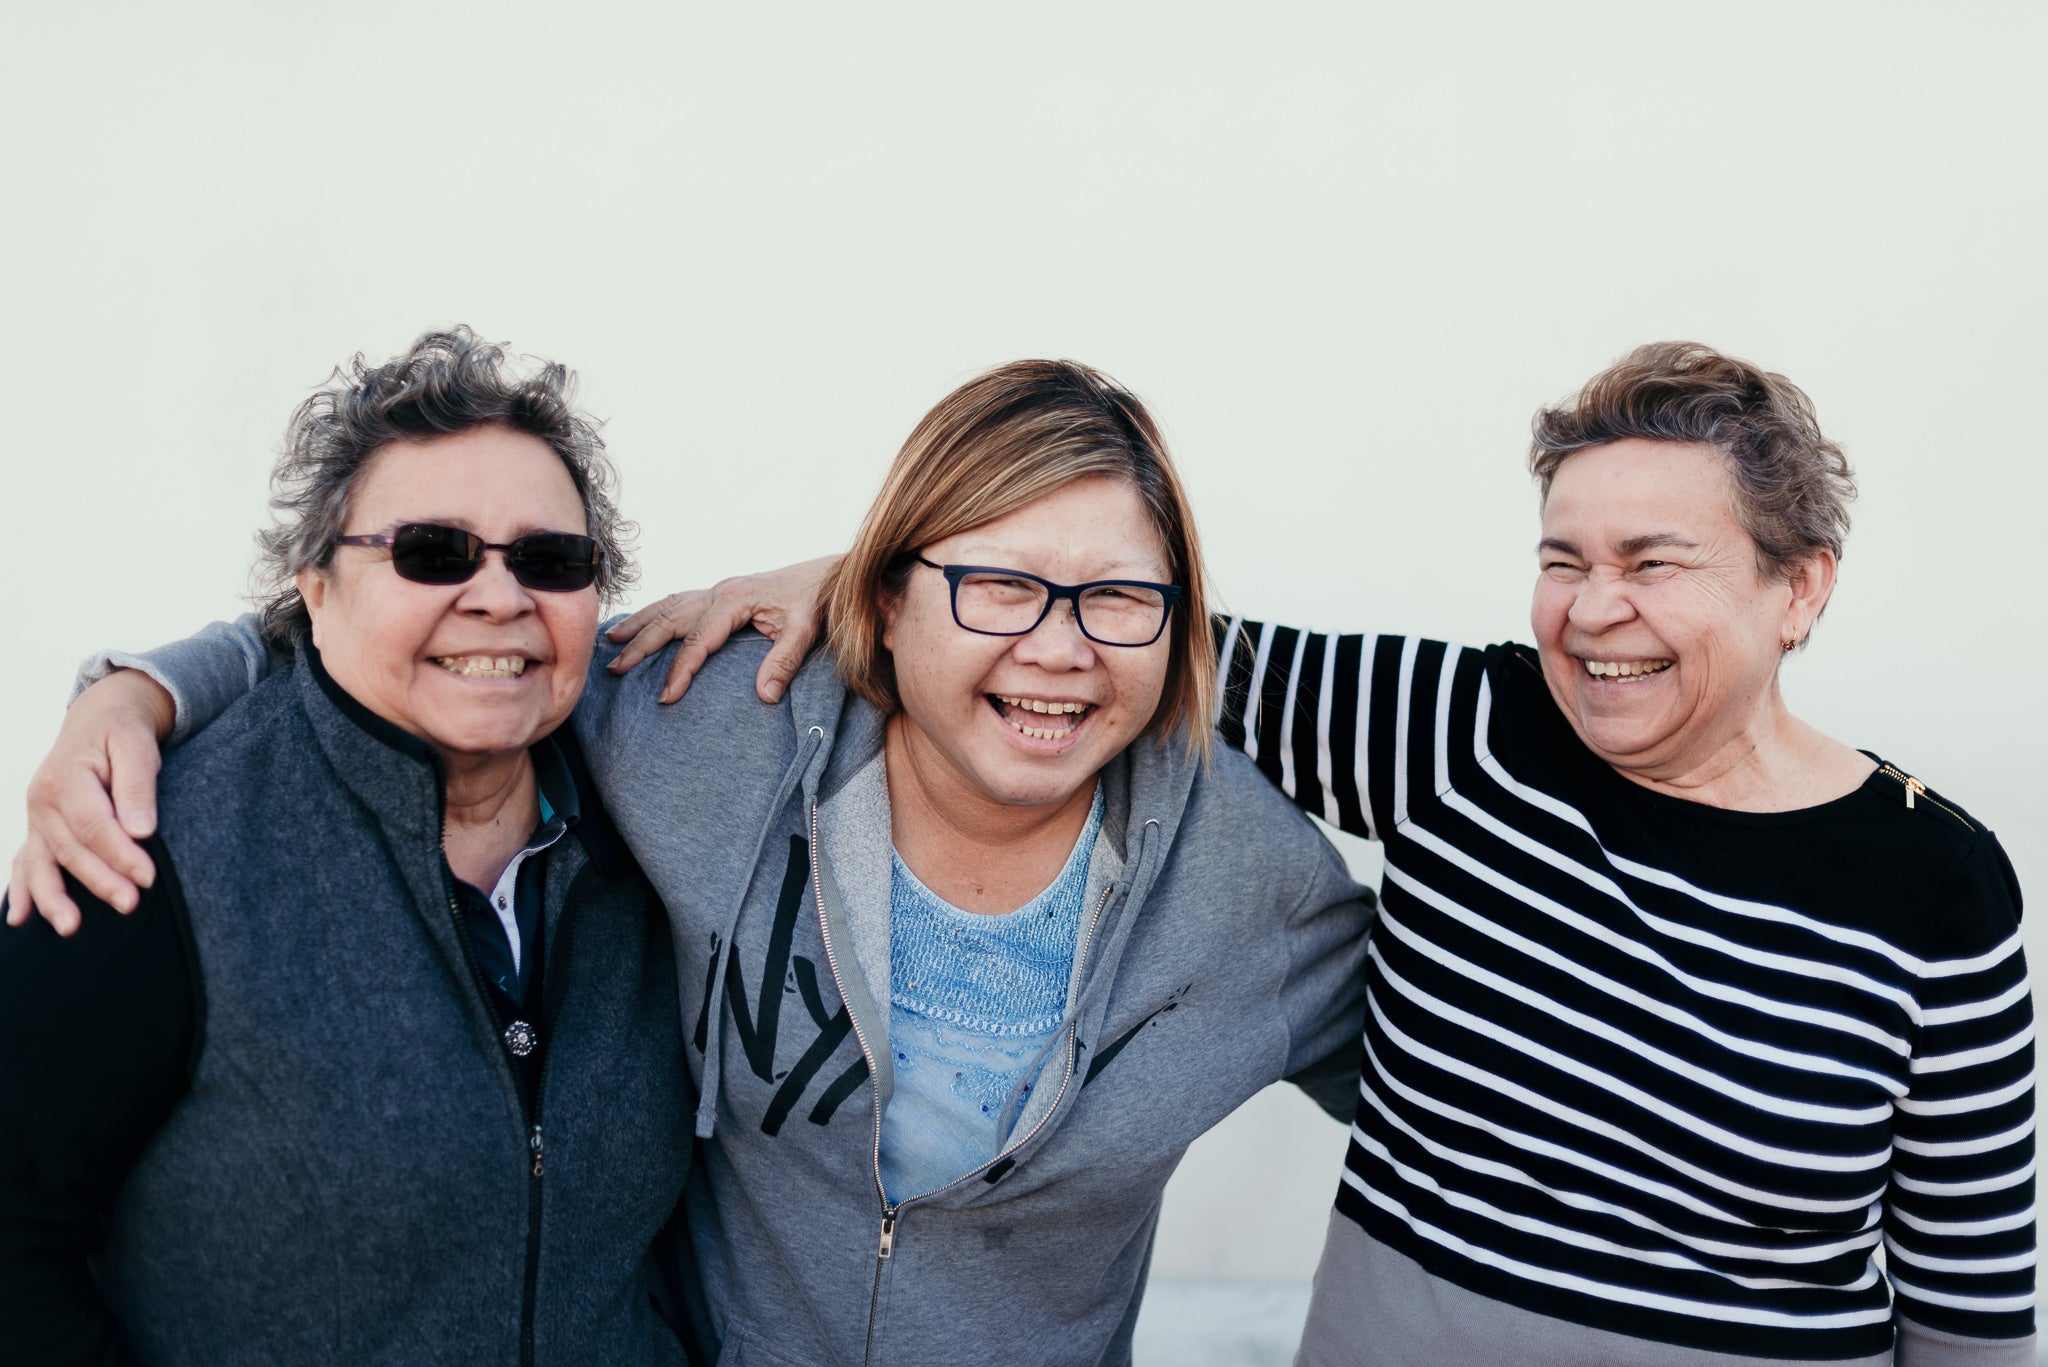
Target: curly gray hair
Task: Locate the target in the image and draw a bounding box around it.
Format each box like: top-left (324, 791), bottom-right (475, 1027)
top-left (254, 326), bottom-right (638, 647)
top-left (1528, 342), bottom-right (1857, 585)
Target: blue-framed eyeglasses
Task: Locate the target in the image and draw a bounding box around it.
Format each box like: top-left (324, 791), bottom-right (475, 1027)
top-left (914, 556), bottom-right (1180, 647)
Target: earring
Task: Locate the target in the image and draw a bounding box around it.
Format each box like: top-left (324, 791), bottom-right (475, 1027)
top-left (1781, 637), bottom-right (1798, 652)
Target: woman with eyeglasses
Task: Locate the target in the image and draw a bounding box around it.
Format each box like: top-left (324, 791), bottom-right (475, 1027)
top-left (614, 346), bottom-right (2040, 1364)
top-left (10, 358), bottom-right (1373, 1365)
top-left (0, 330), bottom-right (694, 1365)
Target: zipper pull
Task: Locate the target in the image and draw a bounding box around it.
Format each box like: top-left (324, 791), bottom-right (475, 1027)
top-left (530, 1124), bottom-right (545, 1179)
top-left (1903, 776), bottom-right (1924, 810)
top-left (877, 1209), bottom-right (897, 1260)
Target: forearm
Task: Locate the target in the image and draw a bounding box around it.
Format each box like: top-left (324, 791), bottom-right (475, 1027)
top-left (74, 614), bottom-right (284, 746)
top-left (1214, 614), bottom-right (1410, 842)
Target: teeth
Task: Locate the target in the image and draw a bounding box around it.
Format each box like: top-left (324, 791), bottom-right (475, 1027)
top-left (1582, 659), bottom-right (1671, 679)
top-left (996, 695), bottom-right (1089, 715)
top-left (434, 655), bottom-right (528, 679)
top-left (992, 694), bottom-right (1091, 740)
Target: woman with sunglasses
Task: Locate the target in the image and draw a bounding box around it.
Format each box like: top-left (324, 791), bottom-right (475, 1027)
top-left (10, 358), bottom-right (1372, 1365)
top-left (0, 329), bottom-right (694, 1365)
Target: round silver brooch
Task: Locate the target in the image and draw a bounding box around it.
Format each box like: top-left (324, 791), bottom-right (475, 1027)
top-left (504, 1020), bottom-right (538, 1057)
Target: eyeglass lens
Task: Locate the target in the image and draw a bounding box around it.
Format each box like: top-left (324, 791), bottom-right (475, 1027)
top-left (389, 524), bottom-right (602, 593)
top-left (952, 570), bottom-right (1169, 645)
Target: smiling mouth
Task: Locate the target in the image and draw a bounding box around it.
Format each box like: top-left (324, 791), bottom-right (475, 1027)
top-left (989, 694), bottom-right (1095, 741)
top-left (433, 655), bottom-right (530, 679)
top-left (1582, 658), bottom-right (1672, 681)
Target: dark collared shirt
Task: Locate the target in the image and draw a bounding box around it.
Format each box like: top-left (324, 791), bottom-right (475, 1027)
top-left (450, 739), bottom-right (577, 1021)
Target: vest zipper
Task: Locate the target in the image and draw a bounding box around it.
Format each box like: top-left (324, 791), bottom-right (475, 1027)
top-left (441, 868), bottom-right (553, 1367)
top-left (518, 858), bottom-right (591, 1367)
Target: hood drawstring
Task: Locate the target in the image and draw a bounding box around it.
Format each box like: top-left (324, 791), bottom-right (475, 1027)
top-left (694, 722), bottom-right (827, 1140)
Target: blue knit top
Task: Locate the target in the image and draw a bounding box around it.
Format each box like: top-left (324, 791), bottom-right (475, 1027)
top-left (880, 788), bottom-right (1103, 1201)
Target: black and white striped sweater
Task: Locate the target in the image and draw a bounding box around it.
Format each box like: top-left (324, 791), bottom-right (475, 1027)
top-left (1218, 621), bottom-right (2034, 1360)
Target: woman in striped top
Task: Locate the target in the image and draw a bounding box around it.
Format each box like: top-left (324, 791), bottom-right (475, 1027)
top-left (546, 341), bottom-right (2036, 1361)
top-left (13, 343), bottom-right (2034, 1363)
top-left (1223, 344), bottom-right (2033, 1364)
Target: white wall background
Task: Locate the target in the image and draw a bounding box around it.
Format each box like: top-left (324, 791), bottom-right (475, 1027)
top-left (4, 0), bottom-right (2044, 1320)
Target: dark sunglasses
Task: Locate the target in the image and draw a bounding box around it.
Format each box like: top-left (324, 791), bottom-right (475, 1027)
top-left (332, 523), bottom-right (604, 592)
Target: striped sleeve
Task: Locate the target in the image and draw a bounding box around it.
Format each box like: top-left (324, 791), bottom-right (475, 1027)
top-left (1215, 616), bottom-right (1417, 843)
top-left (1887, 836), bottom-right (2037, 1353)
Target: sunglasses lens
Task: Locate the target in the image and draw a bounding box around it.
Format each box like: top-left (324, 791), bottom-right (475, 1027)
top-left (390, 524), bottom-right (484, 585)
top-left (379, 525), bottom-right (599, 592)
top-left (506, 534), bottom-right (602, 592)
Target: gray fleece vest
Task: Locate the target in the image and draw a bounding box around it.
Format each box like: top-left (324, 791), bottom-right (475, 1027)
top-left (98, 654), bottom-right (694, 1367)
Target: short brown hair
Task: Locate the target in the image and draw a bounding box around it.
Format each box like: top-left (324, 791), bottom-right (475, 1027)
top-left (823, 359), bottom-right (1214, 755)
top-left (1529, 342), bottom-right (1856, 580)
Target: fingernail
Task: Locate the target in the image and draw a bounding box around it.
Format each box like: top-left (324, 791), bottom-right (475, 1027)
top-left (115, 890), bottom-right (137, 912)
top-left (763, 682), bottom-right (784, 703)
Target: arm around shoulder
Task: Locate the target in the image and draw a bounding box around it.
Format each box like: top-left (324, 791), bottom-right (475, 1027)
top-left (74, 613), bottom-right (284, 748)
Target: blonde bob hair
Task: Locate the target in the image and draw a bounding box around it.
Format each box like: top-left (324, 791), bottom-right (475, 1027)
top-left (822, 359), bottom-right (1215, 757)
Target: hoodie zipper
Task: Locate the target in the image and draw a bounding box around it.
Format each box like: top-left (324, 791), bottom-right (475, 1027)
top-left (809, 809), bottom-right (1122, 1367)
top-left (804, 805), bottom-right (894, 1367)
top-left (1877, 763), bottom-right (1974, 829)
top-left (962, 881), bottom-right (1117, 1173)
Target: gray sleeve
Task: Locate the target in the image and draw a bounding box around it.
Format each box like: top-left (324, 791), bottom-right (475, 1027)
top-left (73, 614), bottom-right (287, 747)
top-left (72, 611), bottom-right (641, 761)
top-left (1278, 830), bottom-right (1376, 1122)
top-left (573, 617), bottom-right (639, 758)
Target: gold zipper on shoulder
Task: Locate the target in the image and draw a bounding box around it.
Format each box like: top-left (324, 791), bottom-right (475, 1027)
top-left (1877, 763), bottom-right (1974, 829)
top-left (1880, 763), bottom-right (1924, 809)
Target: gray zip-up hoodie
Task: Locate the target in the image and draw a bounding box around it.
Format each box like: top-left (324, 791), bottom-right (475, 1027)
top-left (92, 619), bottom-right (1376, 1367)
